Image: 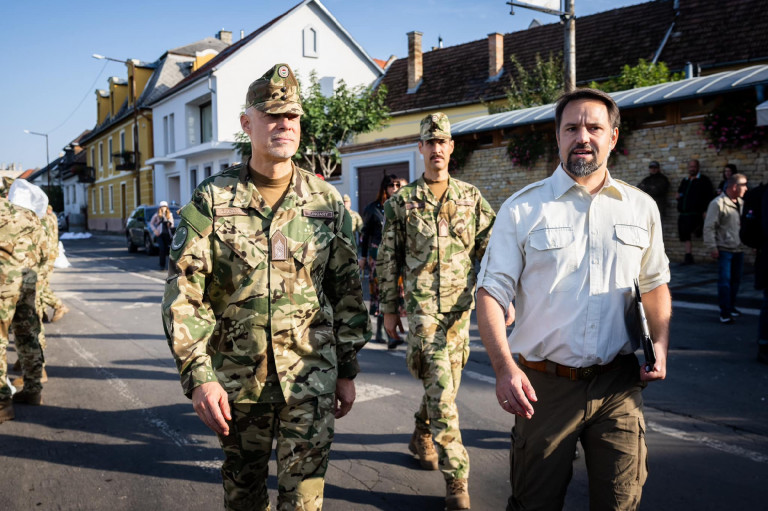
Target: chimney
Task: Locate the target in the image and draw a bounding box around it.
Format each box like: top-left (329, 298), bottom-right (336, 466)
top-left (407, 31), bottom-right (423, 93)
top-left (216, 30), bottom-right (232, 44)
top-left (488, 32), bottom-right (504, 79)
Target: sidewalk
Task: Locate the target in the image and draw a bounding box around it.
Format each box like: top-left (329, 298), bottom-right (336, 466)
top-left (669, 259), bottom-right (763, 310)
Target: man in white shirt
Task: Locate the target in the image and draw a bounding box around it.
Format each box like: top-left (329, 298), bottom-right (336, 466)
top-left (476, 88), bottom-right (671, 511)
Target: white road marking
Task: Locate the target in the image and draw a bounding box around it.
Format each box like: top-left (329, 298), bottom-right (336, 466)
top-left (64, 336), bottom-right (221, 472)
top-left (122, 302), bottom-right (159, 309)
top-left (672, 300), bottom-right (759, 316)
top-left (464, 370), bottom-right (496, 385)
top-left (647, 421), bottom-right (768, 464)
top-left (356, 382), bottom-right (400, 403)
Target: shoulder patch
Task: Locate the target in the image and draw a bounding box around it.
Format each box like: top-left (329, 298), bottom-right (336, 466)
top-left (180, 204), bottom-right (213, 236)
top-left (171, 226), bottom-right (188, 251)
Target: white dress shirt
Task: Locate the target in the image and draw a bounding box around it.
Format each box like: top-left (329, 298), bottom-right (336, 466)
top-left (478, 165), bottom-right (670, 367)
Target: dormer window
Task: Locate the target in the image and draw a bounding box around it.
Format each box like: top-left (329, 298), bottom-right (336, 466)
top-left (303, 25), bottom-right (318, 58)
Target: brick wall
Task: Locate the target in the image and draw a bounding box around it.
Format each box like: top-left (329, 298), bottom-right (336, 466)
top-left (454, 123), bottom-right (768, 262)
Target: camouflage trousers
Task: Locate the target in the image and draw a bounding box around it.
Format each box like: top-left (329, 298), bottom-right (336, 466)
top-left (406, 309), bottom-right (471, 481)
top-left (39, 272), bottom-right (63, 315)
top-left (217, 394), bottom-right (335, 511)
top-left (0, 275), bottom-right (44, 400)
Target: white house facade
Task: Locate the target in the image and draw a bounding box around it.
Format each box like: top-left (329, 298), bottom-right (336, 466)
top-left (147, 0), bottom-right (383, 206)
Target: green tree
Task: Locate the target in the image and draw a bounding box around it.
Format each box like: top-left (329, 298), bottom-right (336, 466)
top-left (590, 59), bottom-right (684, 92)
top-left (491, 52), bottom-right (564, 113)
top-left (234, 72), bottom-right (389, 179)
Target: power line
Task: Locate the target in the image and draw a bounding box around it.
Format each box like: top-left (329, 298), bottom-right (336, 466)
top-left (46, 60), bottom-right (109, 134)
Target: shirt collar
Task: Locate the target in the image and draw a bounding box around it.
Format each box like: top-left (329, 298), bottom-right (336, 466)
top-left (551, 164), bottom-right (625, 200)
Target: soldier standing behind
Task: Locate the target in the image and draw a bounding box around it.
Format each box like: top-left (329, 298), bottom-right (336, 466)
top-left (39, 204), bottom-right (68, 323)
top-left (0, 182), bottom-right (48, 422)
top-left (376, 112), bottom-right (496, 510)
top-left (162, 63), bottom-right (370, 510)
top-left (342, 193), bottom-right (363, 246)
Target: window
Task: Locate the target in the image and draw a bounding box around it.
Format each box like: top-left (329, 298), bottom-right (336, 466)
top-left (204, 165), bottom-right (212, 179)
top-left (190, 168), bottom-right (197, 189)
top-left (98, 142), bottom-right (104, 173)
top-left (303, 25), bottom-right (318, 58)
top-left (169, 113), bottom-right (175, 153)
top-left (90, 147), bottom-right (95, 168)
top-left (108, 137), bottom-right (113, 169)
top-left (109, 184), bottom-right (114, 212)
top-left (220, 162), bottom-right (228, 172)
top-left (200, 102), bottom-right (212, 143)
top-left (163, 115), bottom-right (169, 155)
top-left (120, 130), bottom-right (126, 153)
top-left (92, 189), bottom-right (96, 214)
top-left (99, 187), bottom-right (104, 213)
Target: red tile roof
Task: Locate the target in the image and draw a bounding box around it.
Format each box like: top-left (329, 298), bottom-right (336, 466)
top-left (379, 0), bottom-right (768, 113)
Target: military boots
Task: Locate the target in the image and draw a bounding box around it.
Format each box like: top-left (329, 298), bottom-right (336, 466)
top-left (12, 390), bottom-right (42, 405)
top-left (446, 478), bottom-right (470, 510)
top-left (409, 428), bottom-right (438, 470)
top-left (0, 399), bottom-right (14, 423)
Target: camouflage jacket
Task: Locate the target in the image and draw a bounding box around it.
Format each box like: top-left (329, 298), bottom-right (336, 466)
top-left (0, 197), bottom-right (46, 292)
top-left (41, 210), bottom-right (59, 274)
top-left (377, 175), bottom-right (495, 315)
top-left (162, 162), bottom-right (371, 404)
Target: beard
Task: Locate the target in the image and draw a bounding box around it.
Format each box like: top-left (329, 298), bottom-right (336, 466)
top-left (562, 144), bottom-right (607, 177)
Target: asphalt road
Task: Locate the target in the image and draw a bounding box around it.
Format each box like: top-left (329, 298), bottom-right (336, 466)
top-left (0, 234), bottom-right (765, 510)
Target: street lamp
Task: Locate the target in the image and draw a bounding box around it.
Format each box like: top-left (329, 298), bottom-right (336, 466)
top-left (92, 53), bottom-right (142, 206)
top-left (24, 129), bottom-right (51, 189)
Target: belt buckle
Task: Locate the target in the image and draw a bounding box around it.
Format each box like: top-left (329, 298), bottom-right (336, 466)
top-left (580, 366), bottom-right (596, 380)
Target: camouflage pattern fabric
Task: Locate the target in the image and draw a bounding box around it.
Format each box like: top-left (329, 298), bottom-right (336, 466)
top-left (419, 112), bottom-right (452, 141)
top-left (376, 176), bottom-right (496, 315)
top-left (0, 197), bottom-right (46, 399)
top-left (408, 309), bottom-right (472, 480)
top-left (38, 210), bottom-right (62, 313)
top-left (218, 395), bottom-right (334, 511)
top-left (246, 63), bottom-right (304, 116)
top-left (376, 175), bottom-right (494, 481)
top-left (348, 210), bottom-right (363, 245)
top-left (162, 161), bottom-right (370, 404)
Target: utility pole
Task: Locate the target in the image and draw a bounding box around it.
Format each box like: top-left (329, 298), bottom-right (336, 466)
top-left (507, 0), bottom-right (577, 92)
top-left (24, 129), bottom-right (51, 189)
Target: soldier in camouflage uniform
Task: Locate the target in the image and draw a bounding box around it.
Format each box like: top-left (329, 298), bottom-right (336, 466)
top-left (0, 187), bottom-right (48, 422)
top-left (376, 113), bottom-right (496, 510)
top-left (40, 205), bottom-right (68, 323)
top-left (162, 63), bottom-right (370, 511)
top-left (342, 194), bottom-right (363, 246)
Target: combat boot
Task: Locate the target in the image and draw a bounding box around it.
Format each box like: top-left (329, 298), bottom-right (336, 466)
top-left (12, 390), bottom-right (42, 405)
top-left (0, 399), bottom-right (14, 423)
top-left (445, 478), bottom-right (470, 510)
top-left (409, 429), bottom-right (438, 470)
top-left (51, 304), bottom-right (69, 322)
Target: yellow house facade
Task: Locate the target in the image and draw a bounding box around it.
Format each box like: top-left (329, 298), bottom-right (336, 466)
top-left (81, 59), bottom-right (155, 232)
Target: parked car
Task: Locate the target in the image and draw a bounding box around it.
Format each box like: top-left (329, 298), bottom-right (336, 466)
top-left (125, 204), bottom-right (181, 255)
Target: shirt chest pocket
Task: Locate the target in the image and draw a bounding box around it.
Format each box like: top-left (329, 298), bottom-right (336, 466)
top-left (528, 227), bottom-right (579, 293)
top-left (614, 224), bottom-right (649, 287)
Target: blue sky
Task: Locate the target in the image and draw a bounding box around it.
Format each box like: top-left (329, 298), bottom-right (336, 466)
top-left (1, 0), bottom-right (646, 169)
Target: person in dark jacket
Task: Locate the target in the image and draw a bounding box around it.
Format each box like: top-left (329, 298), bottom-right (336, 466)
top-left (638, 160), bottom-right (670, 216)
top-left (360, 173), bottom-right (401, 343)
top-left (677, 159), bottom-right (715, 264)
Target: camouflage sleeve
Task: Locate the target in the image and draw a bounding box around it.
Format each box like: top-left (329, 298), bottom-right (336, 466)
top-left (161, 188), bottom-right (218, 398)
top-left (324, 205), bottom-right (371, 379)
top-left (473, 193), bottom-right (496, 263)
top-left (377, 198), bottom-right (404, 314)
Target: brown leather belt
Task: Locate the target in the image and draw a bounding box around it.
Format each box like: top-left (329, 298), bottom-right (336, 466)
top-left (518, 354), bottom-right (628, 381)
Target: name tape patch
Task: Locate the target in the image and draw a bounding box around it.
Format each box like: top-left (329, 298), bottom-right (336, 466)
top-left (214, 207), bottom-right (249, 217)
top-left (303, 209), bottom-right (335, 219)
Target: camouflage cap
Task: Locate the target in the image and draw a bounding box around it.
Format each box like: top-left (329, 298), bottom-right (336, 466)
top-left (419, 112), bottom-right (451, 141)
top-left (246, 63), bottom-right (304, 115)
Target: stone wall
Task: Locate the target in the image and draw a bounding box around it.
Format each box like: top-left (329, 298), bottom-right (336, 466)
top-left (454, 122), bottom-right (768, 262)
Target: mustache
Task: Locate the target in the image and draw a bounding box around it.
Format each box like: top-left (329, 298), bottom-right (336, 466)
top-left (569, 144), bottom-right (594, 156)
